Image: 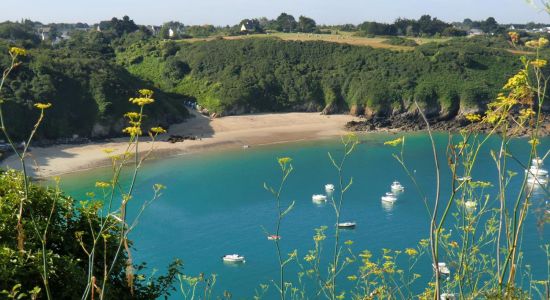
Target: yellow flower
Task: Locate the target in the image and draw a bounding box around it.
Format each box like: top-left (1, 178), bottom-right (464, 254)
top-left (539, 37), bottom-right (549, 48)
top-left (344, 240), bottom-right (354, 245)
top-left (138, 89), bottom-right (154, 97)
top-left (95, 181), bottom-right (111, 188)
top-left (384, 136), bottom-right (403, 147)
top-left (278, 157), bottom-right (292, 166)
top-left (465, 113), bottom-right (481, 122)
top-left (124, 112), bottom-right (140, 119)
top-left (526, 40), bottom-right (538, 48)
top-left (9, 47), bottom-right (27, 57)
top-left (150, 126), bottom-right (167, 134)
top-left (346, 275), bottom-right (357, 281)
top-left (123, 126), bottom-right (142, 136)
top-left (34, 103), bottom-right (52, 110)
top-left (449, 241), bottom-right (459, 248)
top-left (508, 31), bottom-right (519, 44)
top-left (304, 254), bottom-right (315, 262)
top-left (530, 59), bottom-right (547, 68)
top-left (528, 138), bottom-right (540, 146)
top-left (405, 248), bottom-right (418, 256)
top-left (129, 97), bottom-right (154, 106)
top-left (102, 148), bottom-right (115, 154)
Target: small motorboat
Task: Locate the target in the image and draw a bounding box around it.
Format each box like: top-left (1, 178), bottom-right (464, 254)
top-left (526, 166), bottom-right (549, 177)
top-left (464, 200), bottom-right (477, 213)
top-left (267, 235), bottom-right (281, 240)
top-left (312, 194), bottom-right (327, 202)
top-left (527, 176), bottom-right (548, 185)
top-left (434, 262), bottom-right (450, 276)
top-left (222, 254), bottom-right (245, 263)
top-left (381, 193), bottom-right (397, 203)
top-left (440, 293), bottom-right (456, 300)
top-left (325, 184), bottom-right (335, 193)
top-left (457, 176), bottom-right (472, 182)
top-left (390, 181), bottom-right (404, 192)
top-left (337, 222), bottom-right (356, 229)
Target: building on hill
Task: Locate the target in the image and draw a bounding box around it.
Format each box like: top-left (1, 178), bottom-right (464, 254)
top-left (39, 27), bottom-right (51, 41)
top-left (149, 25), bottom-right (162, 35)
top-left (468, 28), bottom-right (484, 36)
top-left (240, 20), bottom-right (256, 33)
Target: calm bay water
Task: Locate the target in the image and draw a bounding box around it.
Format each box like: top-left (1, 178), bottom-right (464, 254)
top-left (58, 133), bottom-right (549, 298)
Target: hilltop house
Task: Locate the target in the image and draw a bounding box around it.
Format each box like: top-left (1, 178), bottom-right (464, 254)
top-left (240, 20), bottom-right (256, 33)
top-left (149, 25), bottom-right (162, 35)
top-left (39, 27), bottom-right (51, 41)
top-left (468, 28), bottom-right (484, 36)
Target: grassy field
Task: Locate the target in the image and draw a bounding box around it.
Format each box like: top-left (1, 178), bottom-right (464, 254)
top-left (177, 32), bottom-right (531, 55)
top-left (180, 32), bottom-right (450, 51)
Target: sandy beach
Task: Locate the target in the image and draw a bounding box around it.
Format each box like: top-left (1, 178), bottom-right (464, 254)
top-left (1, 112), bottom-right (359, 178)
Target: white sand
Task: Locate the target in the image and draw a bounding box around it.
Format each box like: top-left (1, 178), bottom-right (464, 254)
top-left (1, 112), bottom-right (359, 178)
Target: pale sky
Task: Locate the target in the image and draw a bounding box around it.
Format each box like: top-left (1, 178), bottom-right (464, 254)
top-left (2, 0), bottom-right (549, 25)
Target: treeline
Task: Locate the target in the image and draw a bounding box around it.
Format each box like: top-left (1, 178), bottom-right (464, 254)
top-left (355, 16), bottom-right (506, 37)
top-left (117, 37), bottom-right (532, 118)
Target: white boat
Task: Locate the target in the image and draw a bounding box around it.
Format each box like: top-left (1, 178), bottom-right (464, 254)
top-left (457, 176), bottom-right (472, 182)
top-left (267, 235), bottom-right (281, 240)
top-left (312, 194), bottom-right (327, 202)
top-left (381, 193), bottom-right (397, 203)
top-left (527, 176), bottom-right (548, 185)
top-left (325, 184), bottom-right (335, 193)
top-left (532, 157), bottom-right (544, 167)
top-left (390, 181), bottom-right (404, 192)
top-left (434, 262), bottom-right (451, 276)
top-left (464, 200), bottom-right (477, 213)
top-left (526, 166), bottom-right (549, 177)
top-left (337, 222), bottom-right (356, 229)
top-left (440, 293), bottom-right (456, 300)
top-left (222, 254), bottom-right (245, 263)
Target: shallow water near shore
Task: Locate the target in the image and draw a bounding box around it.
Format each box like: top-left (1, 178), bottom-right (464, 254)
top-left (58, 132), bottom-right (550, 298)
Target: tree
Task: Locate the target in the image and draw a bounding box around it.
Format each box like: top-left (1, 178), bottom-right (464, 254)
top-left (275, 13), bottom-right (297, 33)
top-left (298, 16), bottom-right (317, 33)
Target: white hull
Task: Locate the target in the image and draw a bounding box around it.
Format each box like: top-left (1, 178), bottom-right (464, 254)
top-left (381, 195), bottom-right (397, 203)
top-left (223, 255), bottom-right (245, 263)
top-left (312, 194), bottom-right (327, 202)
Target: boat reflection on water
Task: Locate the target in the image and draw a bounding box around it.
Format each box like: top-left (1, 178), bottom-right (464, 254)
top-left (381, 199), bottom-right (395, 213)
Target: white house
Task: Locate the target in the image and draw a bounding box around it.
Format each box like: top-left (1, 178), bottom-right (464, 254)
top-left (468, 28), bottom-right (484, 36)
top-left (168, 28), bottom-right (175, 38)
top-left (39, 27), bottom-right (51, 41)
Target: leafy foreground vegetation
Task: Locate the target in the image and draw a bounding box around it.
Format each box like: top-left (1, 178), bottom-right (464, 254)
top-left (118, 36), bottom-right (543, 118)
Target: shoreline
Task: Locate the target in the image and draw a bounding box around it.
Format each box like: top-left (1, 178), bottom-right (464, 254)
top-left (1, 112), bottom-right (361, 178)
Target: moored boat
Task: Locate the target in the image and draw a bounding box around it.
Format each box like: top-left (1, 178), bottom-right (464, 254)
top-left (381, 193), bottom-right (397, 203)
top-left (457, 176), bottom-right (472, 182)
top-left (222, 254), bottom-right (246, 263)
top-left (464, 200), bottom-right (477, 213)
top-left (434, 262), bottom-right (451, 276)
top-left (267, 235), bottom-right (281, 240)
top-left (337, 222), bottom-right (356, 229)
top-left (312, 194), bottom-right (327, 202)
top-left (390, 181), bottom-right (404, 192)
top-left (325, 184), bottom-right (335, 192)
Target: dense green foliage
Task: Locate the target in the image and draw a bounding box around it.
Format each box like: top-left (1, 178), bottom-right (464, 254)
top-left (383, 37), bottom-right (419, 47)
top-left (0, 170), bottom-right (182, 299)
top-left (0, 38), bottom-right (188, 141)
top-left (117, 37), bottom-right (527, 117)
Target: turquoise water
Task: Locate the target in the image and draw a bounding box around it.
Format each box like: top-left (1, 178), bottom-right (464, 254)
top-left (58, 133), bottom-right (549, 298)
